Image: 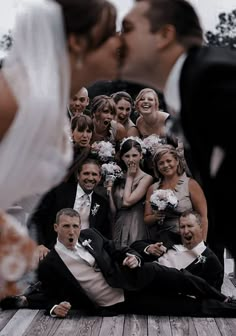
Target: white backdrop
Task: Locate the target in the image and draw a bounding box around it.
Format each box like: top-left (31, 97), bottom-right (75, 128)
top-left (110, 0), bottom-right (236, 32)
top-left (1, 0), bottom-right (236, 38)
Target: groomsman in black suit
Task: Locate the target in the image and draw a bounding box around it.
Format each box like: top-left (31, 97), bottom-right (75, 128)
top-left (120, 0), bottom-right (235, 264)
top-left (131, 210), bottom-right (223, 290)
top-left (30, 159), bottom-right (110, 260)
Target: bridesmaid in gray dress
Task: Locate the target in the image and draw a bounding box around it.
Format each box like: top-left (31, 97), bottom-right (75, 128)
top-left (144, 145), bottom-right (208, 249)
top-left (107, 138), bottom-right (153, 246)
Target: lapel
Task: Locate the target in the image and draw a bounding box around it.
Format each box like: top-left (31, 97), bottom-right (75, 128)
top-left (59, 182), bottom-right (77, 208)
top-left (79, 229), bottom-right (107, 268)
top-left (186, 248), bottom-right (208, 271)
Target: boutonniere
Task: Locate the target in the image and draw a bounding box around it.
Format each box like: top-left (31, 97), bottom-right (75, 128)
top-left (195, 255), bottom-right (207, 264)
top-left (91, 203), bottom-right (100, 216)
top-left (82, 239), bottom-right (93, 250)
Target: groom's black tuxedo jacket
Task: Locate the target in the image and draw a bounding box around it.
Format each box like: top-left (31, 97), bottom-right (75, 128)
top-left (178, 46), bottom-right (235, 255)
top-left (130, 240), bottom-right (224, 290)
top-left (31, 181), bottom-right (111, 248)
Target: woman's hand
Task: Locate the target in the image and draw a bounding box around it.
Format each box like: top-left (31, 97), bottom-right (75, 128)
top-left (152, 210), bottom-right (166, 224)
top-left (104, 178), bottom-right (113, 194)
top-left (127, 161), bottom-right (137, 177)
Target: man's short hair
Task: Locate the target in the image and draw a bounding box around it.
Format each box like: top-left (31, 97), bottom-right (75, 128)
top-left (55, 208), bottom-right (80, 224)
top-left (77, 158), bottom-right (101, 174)
top-left (144, 0), bottom-right (203, 48)
top-left (180, 209), bottom-right (202, 226)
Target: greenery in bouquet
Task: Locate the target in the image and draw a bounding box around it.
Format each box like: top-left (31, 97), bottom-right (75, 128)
top-left (90, 141), bottom-right (115, 162)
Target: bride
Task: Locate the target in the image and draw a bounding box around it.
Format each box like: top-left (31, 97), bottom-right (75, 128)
top-left (0, 0), bottom-right (120, 297)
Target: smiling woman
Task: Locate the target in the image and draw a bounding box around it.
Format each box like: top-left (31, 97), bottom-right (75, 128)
top-left (144, 145), bottom-right (208, 249)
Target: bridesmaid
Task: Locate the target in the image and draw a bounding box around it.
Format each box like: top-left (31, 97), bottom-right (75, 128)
top-left (144, 145), bottom-right (208, 249)
top-left (107, 137), bottom-right (153, 246)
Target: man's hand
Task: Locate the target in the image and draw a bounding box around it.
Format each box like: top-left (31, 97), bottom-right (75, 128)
top-left (52, 301), bottom-right (71, 318)
top-left (37, 244), bottom-right (50, 261)
top-left (123, 253), bottom-right (140, 268)
top-left (147, 243), bottom-right (167, 257)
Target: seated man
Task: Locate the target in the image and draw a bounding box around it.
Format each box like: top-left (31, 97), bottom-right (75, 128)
top-left (3, 208), bottom-right (236, 318)
top-left (131, 210), bottom-right (223, 290)
top-left (30, 159), bottom-right (111, 261)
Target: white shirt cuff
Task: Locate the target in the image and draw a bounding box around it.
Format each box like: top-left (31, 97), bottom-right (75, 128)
top-left (50, 305), bottom-right (58, 317)
top-left (144, 245), bottom-right (151, 255)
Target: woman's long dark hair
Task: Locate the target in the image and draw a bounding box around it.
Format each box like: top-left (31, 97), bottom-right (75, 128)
top-left (55, 0), bottom-right (117, 50)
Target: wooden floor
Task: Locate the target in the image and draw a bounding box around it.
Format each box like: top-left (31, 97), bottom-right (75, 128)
top-left (0, 274), bottom-right (236, 336)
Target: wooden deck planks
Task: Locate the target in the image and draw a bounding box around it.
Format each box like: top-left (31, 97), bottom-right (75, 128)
top-left (148, 316), bottom-right (172, 336)
top-left (170, 317), bottom-right (198, 336)
top-left (192, 318), bottom-right (222, 336)
top-left (98, 315), bottom-right (125, 336)
top-left (0, 274), bottom-right (236, 336)
top-left (0, 310), bottom-right (17, 332)
top-left (23, 310), bottom-right (63, 336)
top-left (74, 315), bottom-right (103, 336)
top-left (215, 318), bottom-right (236, 336)
top-left (123, 314), bottom-right (147, 336)
top-left (0, 309), bottom-right (38, 336)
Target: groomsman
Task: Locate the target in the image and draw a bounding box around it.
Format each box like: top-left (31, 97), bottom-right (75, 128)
top-left (30, 159), bottom-right (110, 260)
top-left (131, 210), bottom-right (223, 290)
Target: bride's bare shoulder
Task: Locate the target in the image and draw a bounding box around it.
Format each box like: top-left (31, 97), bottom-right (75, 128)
top-left (0, 72), bottom-right (17, 140)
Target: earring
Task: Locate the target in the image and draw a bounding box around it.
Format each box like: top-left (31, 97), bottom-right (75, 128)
top-left (76, 56), bottom-right (83, 70)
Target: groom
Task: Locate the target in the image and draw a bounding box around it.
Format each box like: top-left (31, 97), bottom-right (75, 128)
top-left (119, 0), bottom-right (235, 265)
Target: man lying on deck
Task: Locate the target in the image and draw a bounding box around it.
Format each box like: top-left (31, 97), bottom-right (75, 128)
top-left (131, 210), bottom-right (223, 290)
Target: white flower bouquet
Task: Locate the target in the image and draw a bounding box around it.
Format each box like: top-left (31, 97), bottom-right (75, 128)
top-left (90, 141), bottom-right (115, 162)
top-left (101, 162), bottom-right (123, 183)
top-left (143, 134), bottom-right (164, 155)
top-left (150, 189), bottom-right (178, 212)
top-left (0, 212), bottom-right (37, 299)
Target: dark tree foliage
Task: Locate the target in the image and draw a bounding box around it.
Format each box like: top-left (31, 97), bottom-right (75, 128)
top-left (205, 9), bottom-right (236, 49)
top-left (0, 31), bottom-right (13, 51)
top-left (0, 31), bottom-right (13, 68)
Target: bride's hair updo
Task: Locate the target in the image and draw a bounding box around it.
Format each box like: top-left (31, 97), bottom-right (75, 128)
top-left (54, 0), bottom-right (117, 50)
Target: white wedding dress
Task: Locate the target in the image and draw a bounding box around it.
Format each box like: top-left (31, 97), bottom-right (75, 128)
top-left (0, 0), bottom-right (72, 210)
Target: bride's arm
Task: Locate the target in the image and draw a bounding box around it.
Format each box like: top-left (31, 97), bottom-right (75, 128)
top-left (0, 73), bottom-right (17, 141)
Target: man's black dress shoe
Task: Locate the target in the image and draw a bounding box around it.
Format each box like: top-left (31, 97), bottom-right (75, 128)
top-left (0, 296), bottom-right (28, 310)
